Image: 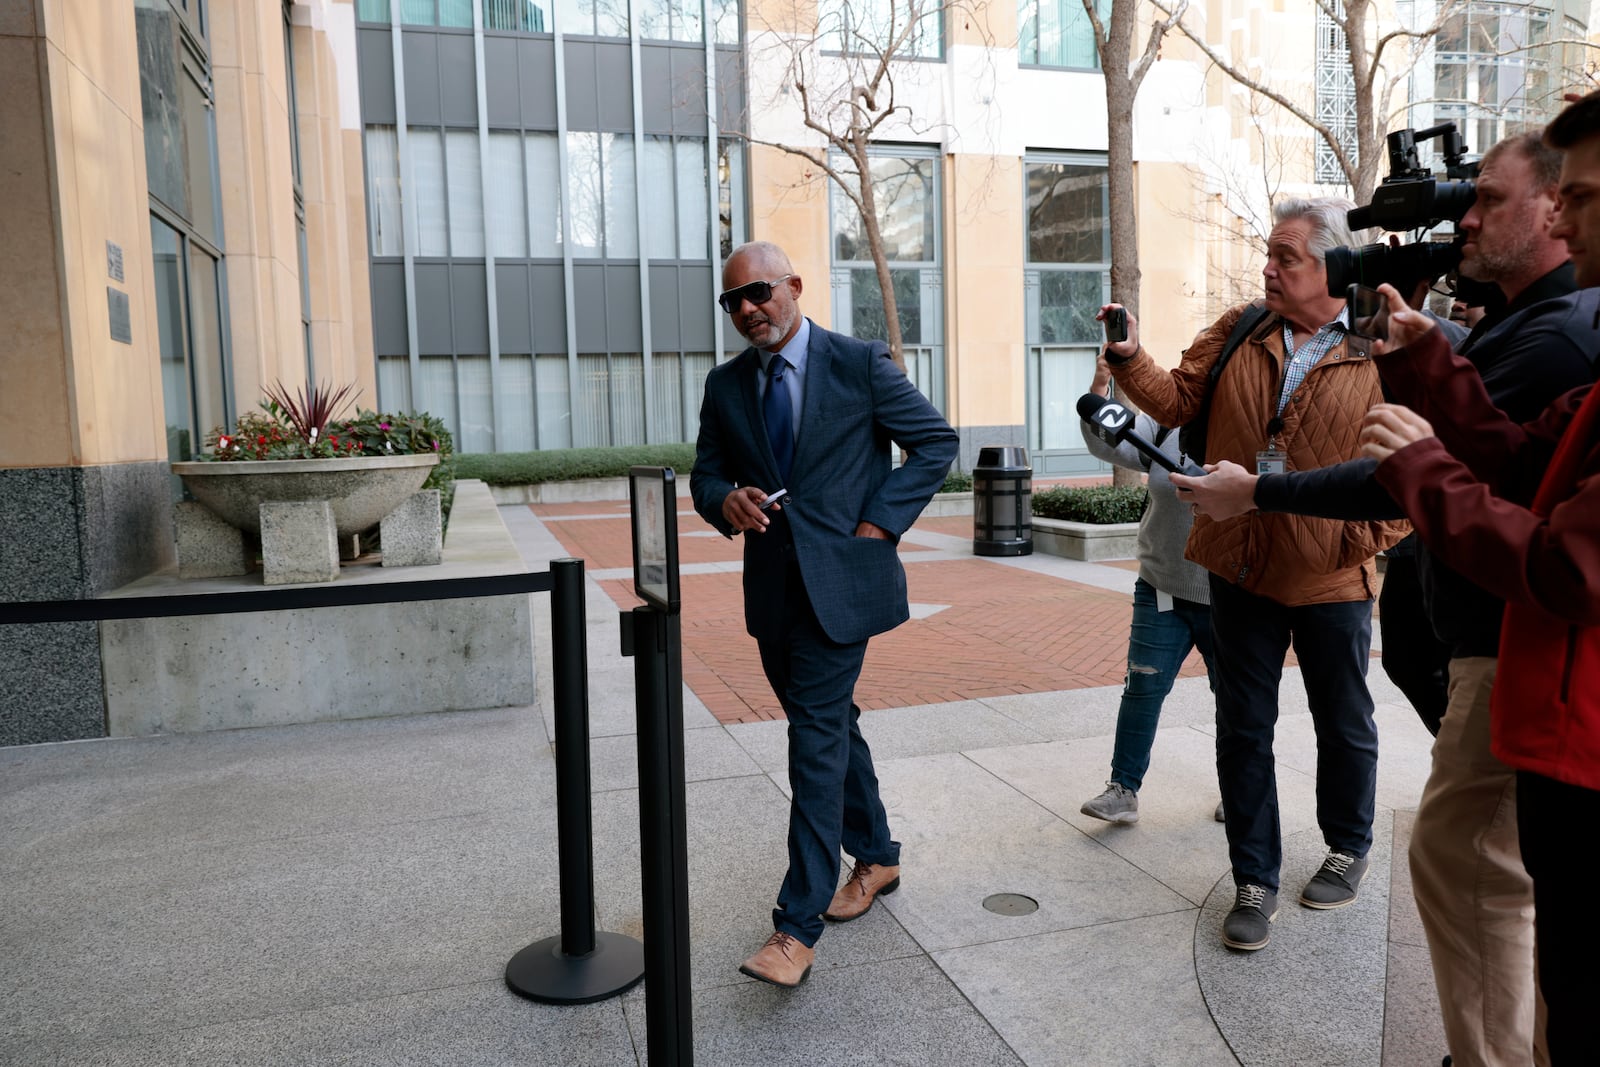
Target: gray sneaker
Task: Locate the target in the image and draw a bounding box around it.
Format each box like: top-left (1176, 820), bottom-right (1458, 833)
top-left (1299, 850), bottom-right (1369, 909)
top-left (1081, 781), bottom-right (1139, 824)
top-left (1222, 884), bottom-right (1278, 951)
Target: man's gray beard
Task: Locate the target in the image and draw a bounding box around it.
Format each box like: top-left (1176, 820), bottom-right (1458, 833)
top-left (1460, 225), bottom-right (1540, 285)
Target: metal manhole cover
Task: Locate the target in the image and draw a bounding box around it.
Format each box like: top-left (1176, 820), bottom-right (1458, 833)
top-left (982, 892), bottom-right (1039, 916)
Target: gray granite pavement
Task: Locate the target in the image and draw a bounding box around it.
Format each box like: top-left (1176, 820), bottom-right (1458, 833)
top-left (0, 507), bottom-right (1448, 1066)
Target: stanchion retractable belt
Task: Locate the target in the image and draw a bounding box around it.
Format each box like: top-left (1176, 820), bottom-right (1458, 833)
top-left (0, 571), bottom-right (555, 625)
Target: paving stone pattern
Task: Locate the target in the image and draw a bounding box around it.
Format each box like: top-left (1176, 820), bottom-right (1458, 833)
top-left (537, 504), bottom-right (1210, 723)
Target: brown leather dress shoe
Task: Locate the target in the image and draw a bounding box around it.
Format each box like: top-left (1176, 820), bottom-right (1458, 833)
top-left (738, 931), bottom-right (814, 988)
top-left (823, 860), bottom-right (901, 922)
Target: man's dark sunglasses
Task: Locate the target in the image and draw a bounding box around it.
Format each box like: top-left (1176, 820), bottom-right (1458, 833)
top-left (717, 275), bottom-right (794, 314)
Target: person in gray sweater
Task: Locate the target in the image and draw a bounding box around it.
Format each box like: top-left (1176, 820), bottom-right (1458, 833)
top-left (1079, 356), bottom-right (1219, 824)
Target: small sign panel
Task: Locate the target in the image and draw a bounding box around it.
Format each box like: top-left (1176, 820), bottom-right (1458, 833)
top-left (107, 287), bottom-right (132, 344)
top-left (629, 466), bottom-right (680, 614)
top-left (106, 241), bottom-right (124, 282)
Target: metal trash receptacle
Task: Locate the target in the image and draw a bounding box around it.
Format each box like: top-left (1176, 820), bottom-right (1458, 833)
top-left (972, 446), bottom-right (1032, 557)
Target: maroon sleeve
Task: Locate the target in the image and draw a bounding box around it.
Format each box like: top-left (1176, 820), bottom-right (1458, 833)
top-left (1375, 432), bottom-right (1600, 625)
top-left (1376, 327), bottom-right (1535, 485)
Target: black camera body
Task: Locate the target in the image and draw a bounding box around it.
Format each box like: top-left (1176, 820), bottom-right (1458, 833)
top-left (1326, 123), bottom-right (1479, 296)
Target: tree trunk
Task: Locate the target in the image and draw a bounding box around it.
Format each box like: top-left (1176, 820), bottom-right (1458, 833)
top-left (855, 146), bottom-right (908, 373)
top-left (1104, 0), bottom-right (1142, 488)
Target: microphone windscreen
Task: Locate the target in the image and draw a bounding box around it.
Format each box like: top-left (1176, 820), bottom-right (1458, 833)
top-left (1076, 393), bottom-right (1109, 420)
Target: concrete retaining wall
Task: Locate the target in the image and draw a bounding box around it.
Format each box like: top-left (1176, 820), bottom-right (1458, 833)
top-left (1030, 517), bottom-right (1140, 561)
top-left (98, 481), bottom-right (536, 736)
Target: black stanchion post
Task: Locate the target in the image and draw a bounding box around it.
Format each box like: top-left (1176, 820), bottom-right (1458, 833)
top-left (505, 558), bottom-right (644, 1004)
top-left (624, 605), bottom-right (693, 1066)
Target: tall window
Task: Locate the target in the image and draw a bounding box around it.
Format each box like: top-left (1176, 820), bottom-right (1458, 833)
top-left (137, 0), bottom-right (230, 476)
top-left (718, 137), bottom-right (747, 259)
top-left (1024, 154), bottom-right (1107, 471)
top-left (642, 136), bottom-right (710, 260)
top-left (1315, 2), bottom-right (1357, 184)
top-left (566, 132), bottom-right (636, 258)
top-left (818, 0), bottom-right (942, 59)
top-left (1018, 0), bottom-right (1104, 69)
top-left (637, 0), bottom-right (702, 41)
top-left (484, 0), bottom-right (549, 31)
top-left (556, 0), bottom-right (629, 36)
top-left (829, 150), bottom-right (945, 411)
top-left (365, 126), bottom-right (568, 259)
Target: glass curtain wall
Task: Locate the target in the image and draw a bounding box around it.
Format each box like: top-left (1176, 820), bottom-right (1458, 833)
top-left (827, 150), bottom-right (945, 412)
top-left (356, 0), bottom-right (747, 451)
top-left (136, 0), bottom-right (231, 483)
top-left (1430, 1), bottom-right (1557, 153)
top-left (1023, 153), bottom-right (1108, 474)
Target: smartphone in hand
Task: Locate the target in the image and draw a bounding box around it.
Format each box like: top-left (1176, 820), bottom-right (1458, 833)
top-left (1347, 284), bottom-right (1389, 341)
top-left (1104, 306), bottom-right (1128, 344)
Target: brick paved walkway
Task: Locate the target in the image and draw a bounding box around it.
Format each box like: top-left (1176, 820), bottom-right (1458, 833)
top-left (534, 501), bottom-right (1212, 724)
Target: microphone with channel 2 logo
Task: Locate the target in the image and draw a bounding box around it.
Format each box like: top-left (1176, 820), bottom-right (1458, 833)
top-left (1076, 393), bottom-right (1205, 477)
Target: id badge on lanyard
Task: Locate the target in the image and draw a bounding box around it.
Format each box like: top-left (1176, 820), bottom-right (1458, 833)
top-left (1256, 449), bottom-right (1287, 475)
top-left (1258, 414), bottom-right (1288, 475)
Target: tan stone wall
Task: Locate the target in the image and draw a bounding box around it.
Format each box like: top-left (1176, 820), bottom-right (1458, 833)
top-left (210, 0), bottom-right (305, 411)
top-left (1, 0), bottom-right (374, 471)
top-left (945, 152), bottom-right (1023, 428)
top-left (291, 7), bottom-right (376, 403)
top-left (0, 0), bottom-right (166, 468)
top-left (747, 144), bottom-right (834, 329)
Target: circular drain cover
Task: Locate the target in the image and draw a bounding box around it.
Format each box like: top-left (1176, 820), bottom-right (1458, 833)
top-left (982, 893), bottom-right (1039, 916)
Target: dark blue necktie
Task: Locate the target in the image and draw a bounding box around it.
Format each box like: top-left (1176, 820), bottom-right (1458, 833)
top-left (764, 355), bottom-right (793, 483)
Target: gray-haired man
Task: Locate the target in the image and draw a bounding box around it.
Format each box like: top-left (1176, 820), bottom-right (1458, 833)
top-left (1100, 198), bottom-right (1410, 951)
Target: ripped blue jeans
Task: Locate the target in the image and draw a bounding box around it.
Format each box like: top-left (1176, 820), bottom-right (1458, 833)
top-left (1110, 577), bottom-right (1217, 793)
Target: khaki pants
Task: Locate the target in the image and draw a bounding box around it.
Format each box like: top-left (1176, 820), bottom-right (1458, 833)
top-left (1409, 657), bottom-right (1547, 1066)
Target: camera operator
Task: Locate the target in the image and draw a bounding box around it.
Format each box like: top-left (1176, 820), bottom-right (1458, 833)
top-left (1173, 130), bottom-right (1600, 1067)
top-left (1100, 198), bottom-right (1410, 953)
top-left (1356, 90), bottom-right (1600, 1060)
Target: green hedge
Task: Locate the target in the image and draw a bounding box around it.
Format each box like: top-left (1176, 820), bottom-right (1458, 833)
top-left (1031, 484), bottom-right (1147, 524)
top-left (456, 445), bottom-right (981, 493)
top-left (940, 470), bottom-right (973, 494)
top-left (453, 444), bottom-right (698, 485)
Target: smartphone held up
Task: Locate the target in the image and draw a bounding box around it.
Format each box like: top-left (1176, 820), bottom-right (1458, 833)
top-left (1103, 306), bottom-right (1128, 344)
top-left (1347, 284), bottom-right (1389, 342)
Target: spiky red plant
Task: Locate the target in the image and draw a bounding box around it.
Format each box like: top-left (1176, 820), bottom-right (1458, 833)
top-left (262, 380), bottom-right (357, 445)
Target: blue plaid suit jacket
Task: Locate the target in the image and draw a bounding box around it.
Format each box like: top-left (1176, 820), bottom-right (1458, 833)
top-left (691, 321), bottom-right (958, 646)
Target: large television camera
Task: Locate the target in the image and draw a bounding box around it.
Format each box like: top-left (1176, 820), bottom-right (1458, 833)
top-left (1325, 123), bottom-right (1479, 296)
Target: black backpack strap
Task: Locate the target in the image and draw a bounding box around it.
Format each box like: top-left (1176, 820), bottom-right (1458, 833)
top-left (1179, 301), bottom-right (1272, 464)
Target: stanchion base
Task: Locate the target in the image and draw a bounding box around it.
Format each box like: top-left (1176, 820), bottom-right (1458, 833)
top-left (505, 932), bottom-right (646, 1005)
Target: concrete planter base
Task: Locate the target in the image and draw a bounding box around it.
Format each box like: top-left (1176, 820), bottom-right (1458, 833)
top-left (98, 480), bottom-right (533, 736)
top-left (171, 454), bottom-right (439, 537)
top-left (1030, 516), bottom-right (1141, 561)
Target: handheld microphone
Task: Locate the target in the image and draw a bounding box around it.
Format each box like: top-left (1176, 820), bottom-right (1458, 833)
top-left (1076, 393), bottom-right (1204, 477)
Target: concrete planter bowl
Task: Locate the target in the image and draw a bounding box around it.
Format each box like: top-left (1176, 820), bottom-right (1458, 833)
top-left (171, 454), bottom-right (440, 537)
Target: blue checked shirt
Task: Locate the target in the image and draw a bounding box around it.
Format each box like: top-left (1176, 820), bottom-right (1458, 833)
top-left (1277, 308), bottom-right (1351, 416)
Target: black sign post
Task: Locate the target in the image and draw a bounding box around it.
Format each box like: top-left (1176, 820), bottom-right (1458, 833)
top-left (620, 467), bottom-right (693, 1066)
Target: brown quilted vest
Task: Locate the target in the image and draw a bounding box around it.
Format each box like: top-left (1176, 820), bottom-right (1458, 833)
top-left (1111, 302), bottom-right (1410, 606)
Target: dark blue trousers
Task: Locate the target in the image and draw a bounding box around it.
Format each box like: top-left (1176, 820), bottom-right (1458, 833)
top-left (757, 560), bottom-right (899, 946)
top-left (1109, 577), bottom-right (1217, 793)
top-left (1209, 575), bottom-right (1379, 894)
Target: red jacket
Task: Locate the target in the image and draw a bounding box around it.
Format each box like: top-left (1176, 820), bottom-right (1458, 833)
top-left (1374, 328), bottom-right (1600, 790)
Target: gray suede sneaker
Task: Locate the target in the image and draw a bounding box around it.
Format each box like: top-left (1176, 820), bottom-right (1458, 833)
top-left (1222, 884), bottom-right (1278, 951)
top-left (1080, 781), bottom-right (1139, 824)
top-left (1299, 850), bottom-right (1369, 909)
